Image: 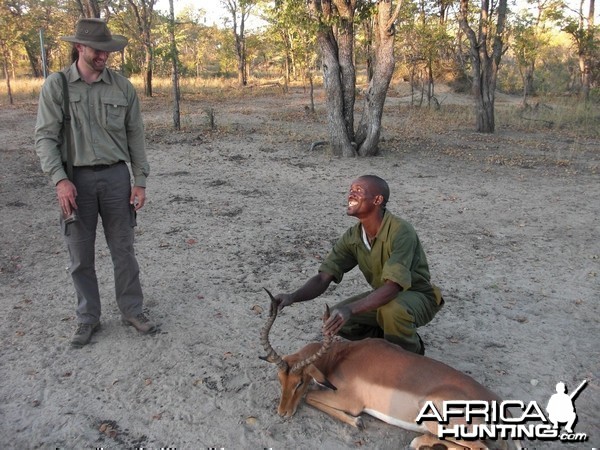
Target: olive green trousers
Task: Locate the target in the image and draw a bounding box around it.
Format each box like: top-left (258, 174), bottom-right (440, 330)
top-left (335, 290), bottom-right (443, 354)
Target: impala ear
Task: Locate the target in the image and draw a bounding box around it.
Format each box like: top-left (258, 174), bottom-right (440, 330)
top-left (306, 364), bottom-right (337, 391)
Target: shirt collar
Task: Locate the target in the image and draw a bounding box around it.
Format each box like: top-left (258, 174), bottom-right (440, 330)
top-left (359, 210), bottom-right (391, 250)
top-left (67, 61), bottom-right (111, 84)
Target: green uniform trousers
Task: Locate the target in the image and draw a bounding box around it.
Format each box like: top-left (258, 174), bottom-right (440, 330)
top-left (335, 290), bottom-right (443, 354)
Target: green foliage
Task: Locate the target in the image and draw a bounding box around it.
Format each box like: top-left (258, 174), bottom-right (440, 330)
top-left (261, 0), bottom-right (318, 82)
top-left (0, 0), bottom-right (596, 105)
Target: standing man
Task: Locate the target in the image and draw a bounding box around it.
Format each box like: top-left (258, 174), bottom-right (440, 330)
top-left (35, 18), bottom-right (157, 347)
top-left (273, 175), bottom-right (443, 355)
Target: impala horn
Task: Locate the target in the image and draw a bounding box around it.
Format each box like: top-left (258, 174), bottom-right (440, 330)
top-left (260, 287), bottom-right (289, 371)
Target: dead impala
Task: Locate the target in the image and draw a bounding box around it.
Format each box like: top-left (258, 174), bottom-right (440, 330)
top-left (260, 289), bottom-right (520, 450)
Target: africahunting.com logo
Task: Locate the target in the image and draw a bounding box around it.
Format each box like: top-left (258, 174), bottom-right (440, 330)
top-left (416, 380), bottom-right (589, 443)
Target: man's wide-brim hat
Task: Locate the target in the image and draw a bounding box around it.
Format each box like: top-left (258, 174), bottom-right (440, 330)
top-left (61, 18), bottom-right (128, 52)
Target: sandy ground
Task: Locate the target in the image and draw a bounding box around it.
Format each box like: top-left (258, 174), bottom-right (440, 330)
top-left (0, 86), bottom-right (598, 449)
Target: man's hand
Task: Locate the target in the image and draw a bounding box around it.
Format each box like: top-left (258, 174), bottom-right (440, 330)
top-left (269, 272), bottom-right (335, 314)
top-left (271, 293), bottom-right (295, 314)
top-left (130, 186), bottom-right (146, 211)
top-left (56, 179), bottom-right (78, 216)
top-left (323, 305), bottom-right (351, 336)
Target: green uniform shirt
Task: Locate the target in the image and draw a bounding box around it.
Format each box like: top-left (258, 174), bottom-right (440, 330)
top-left (319, 210), bottom-right (441, 301)
top-left (34, 62), bottom-right (149, 187)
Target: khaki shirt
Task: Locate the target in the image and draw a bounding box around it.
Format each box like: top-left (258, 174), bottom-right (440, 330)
top-left (34, 62), bottom-right (149, 187)
top-left (319, 210), bottom-right (442, 303)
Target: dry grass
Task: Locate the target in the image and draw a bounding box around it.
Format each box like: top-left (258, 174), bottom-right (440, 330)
top-left (1, 75), bottom-right (597, 141)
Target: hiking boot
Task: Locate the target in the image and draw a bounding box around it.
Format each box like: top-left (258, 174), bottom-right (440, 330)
top-left (121, 313), bottom-right (158, 334)
top-left (71, 322), bottom-right (100, 347)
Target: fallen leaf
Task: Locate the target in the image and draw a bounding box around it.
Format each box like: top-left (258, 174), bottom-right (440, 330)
top-left (144, 378), bottom-right (153, 386)
top-left (245, 416), bottom-right (258, 425)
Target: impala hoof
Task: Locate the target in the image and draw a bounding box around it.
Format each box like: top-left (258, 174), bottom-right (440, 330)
top-left (355, 415), bottom-right (365, 429)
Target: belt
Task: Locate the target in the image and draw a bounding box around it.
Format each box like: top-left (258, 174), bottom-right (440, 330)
top-left (75, 161), bottom-right (123, 171)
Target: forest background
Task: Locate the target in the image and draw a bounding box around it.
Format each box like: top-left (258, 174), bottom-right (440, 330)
top-left (0, 0), bottom-right (598, 110)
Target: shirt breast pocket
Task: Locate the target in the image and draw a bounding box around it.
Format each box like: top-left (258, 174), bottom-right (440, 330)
top-left (67, 93), bottom-right (81, 127)
top-left (102, 97), bottom-right (128, 131)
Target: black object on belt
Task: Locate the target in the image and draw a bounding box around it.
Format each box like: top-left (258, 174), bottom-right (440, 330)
top-left (75, 161), bottom-right (123, 171)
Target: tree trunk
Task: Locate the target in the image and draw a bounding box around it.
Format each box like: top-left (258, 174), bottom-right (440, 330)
top-left (309, 73), bottom-right (315, 113)
top-left (144, 46), bottom-right (153, 97)
top-left (580, 0), bottom-right (595, 102)
top-left (319, 28), bottom-right (356, 157)
top-left (474, 65), bottom-right (495, 132)
top-left (338, 19), bottom-right (356, 142)
top-left (127, 0), bottom-right (155, 97)
top-left (168, 0), bottom-right (180, 130)
top-left (356, 0), bottom-right (396, 156)
top-left (525, 62), bottom-right (535, 97)
top-left (235, 33), bottom-right (247, 86)
top-left (459, 0), bottom-right (507, 133)
top-left (308, 0), bottom-right (398, 157)
top-left (234, 12), bottom-right (247, 86)
top-left (2, 42), bottom-right (14, 105)
top-left (24, 44), bottom-right (42, 78)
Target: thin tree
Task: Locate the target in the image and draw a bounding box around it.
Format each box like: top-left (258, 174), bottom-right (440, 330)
top-left (222, 0), bottom-right (255, 86)
top-left (458, 0), bottom-right (508, 133)
top-left (168, 0), bottom-right (180, 130)
top-left (512, 0), bottom-right (563, 106)
top-left (263, 0), bottom-right (318, 101)
top-left (127, 0), bottom-right (156, 97)
top-left (1, 39), bottom-right (13, 104)
top-left (562, 0), bottom-right (596, 102)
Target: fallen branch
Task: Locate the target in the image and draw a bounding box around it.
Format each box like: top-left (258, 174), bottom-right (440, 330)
top-left (310, 141), bottom-right (328, 151)
top-left (519, 115), bottom-right (554, 128)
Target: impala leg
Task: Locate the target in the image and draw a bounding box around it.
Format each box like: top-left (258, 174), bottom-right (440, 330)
top-left (416, 422), bottom-right (487, 450)
top-left (417, 395), bottom-right (491, 450)
top-left (409, 433), bottom-right (452, 450)
top-left (305, 391), bottom-right (364, 428)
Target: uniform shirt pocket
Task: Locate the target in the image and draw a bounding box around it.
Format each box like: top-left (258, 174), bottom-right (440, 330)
top-left (101, 96), bottom-right (128, 131)
top-left (67, 93), bottom-right (82, 127)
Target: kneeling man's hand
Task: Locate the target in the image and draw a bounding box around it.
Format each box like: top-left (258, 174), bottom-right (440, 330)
top-left (323, 305), bottom-right (351, 336)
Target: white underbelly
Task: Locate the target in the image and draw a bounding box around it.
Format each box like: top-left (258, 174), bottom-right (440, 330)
top-left (364, 408), bottom-right (427, 433)
top-left (359, 386), bottom-right (428, 432)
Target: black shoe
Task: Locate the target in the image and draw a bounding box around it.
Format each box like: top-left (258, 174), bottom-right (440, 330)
top-left (71, 322), bottom-right (100, 347)
top-left (417, 333), bottom-right (425, 356)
